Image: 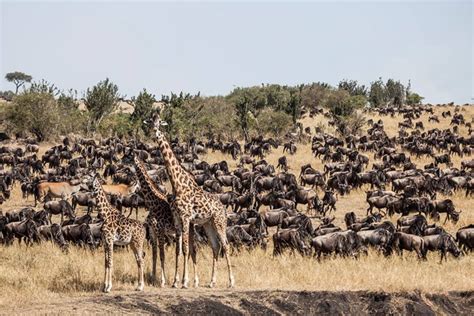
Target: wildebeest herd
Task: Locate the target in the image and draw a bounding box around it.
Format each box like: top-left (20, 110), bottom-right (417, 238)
top-left (0, 105), bottom-right (473, 292)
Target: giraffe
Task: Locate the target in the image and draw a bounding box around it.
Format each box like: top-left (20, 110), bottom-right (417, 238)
top-left (152, 118), bottom-right (234, 288)
top-left (133, 155), bottom-right (198, 287)
top-left (90, 175), bottom-right (146, 293)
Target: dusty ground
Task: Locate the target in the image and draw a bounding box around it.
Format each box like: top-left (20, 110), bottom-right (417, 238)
top-left (2, 289), bottom-right (473, 315)
top-left (0, 105), bottom-right (473, 314)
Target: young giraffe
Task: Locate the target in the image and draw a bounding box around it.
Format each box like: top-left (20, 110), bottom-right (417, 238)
top-left (153, 118), bottom-right (234, 288)
top-left (133, 156), bottom-right (198, 287)
top-left (91, 175), bottom-right (146, 293)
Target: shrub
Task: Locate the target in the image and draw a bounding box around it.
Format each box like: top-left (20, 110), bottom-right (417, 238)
top-left (6, 91), bottom-right (85, 141)
top-left (256, 109), bottom-right (293, 138)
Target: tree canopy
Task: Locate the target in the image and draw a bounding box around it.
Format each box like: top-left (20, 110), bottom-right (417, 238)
top-left (5, 71), bottom-right (32, 94)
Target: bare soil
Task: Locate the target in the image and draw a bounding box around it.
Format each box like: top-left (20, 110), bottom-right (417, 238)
top-left (2, 289), bottom-right (473, 315)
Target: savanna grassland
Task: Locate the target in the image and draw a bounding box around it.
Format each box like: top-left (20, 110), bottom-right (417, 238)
top-left (0, 106), bottom-right (473, 313)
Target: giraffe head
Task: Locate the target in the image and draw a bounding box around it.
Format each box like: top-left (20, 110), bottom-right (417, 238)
top-left (152, 116), bottom-right (168, 138)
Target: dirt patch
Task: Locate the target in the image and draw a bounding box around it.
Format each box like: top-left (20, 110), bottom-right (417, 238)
top-left (2, 289), bottom-right (472, 315)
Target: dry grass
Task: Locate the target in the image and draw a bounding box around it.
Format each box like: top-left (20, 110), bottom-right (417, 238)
top-left (0, 106), bottom-right (473, 307)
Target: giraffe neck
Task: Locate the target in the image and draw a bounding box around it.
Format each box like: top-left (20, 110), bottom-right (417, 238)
top-left (134, 158), bottom-right (167, 208)
top-left (92, 179), bottom-right (118, 218)
top-left (155, 134), bottom-right (196, 195)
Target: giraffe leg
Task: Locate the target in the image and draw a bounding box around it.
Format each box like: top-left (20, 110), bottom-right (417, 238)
top-left (158, 237), bottom-right (167, 287)
top-left (202, 222), bottom-right (220, 288)
top-left (214, 218), bottom-right (235, 288)
top-left (131, 241), bottom-right (145, 291)
top-left (181, 220), bottom-right (190, 289)
top-left (189, 223), bottom-right (199, 288)
top-left (150, 229), bottom-right (158, 285)
top-left (172, 233), bottom-right (182, 288)
top-left (103, 239), bottom-right (113, 293)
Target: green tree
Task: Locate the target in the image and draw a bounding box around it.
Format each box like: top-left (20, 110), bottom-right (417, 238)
top-left (5, 91), bottom-right (85, 141)
top-left (338, 79), bottom-right (367, 96)
top-left (233, 94), bottom-right (252, 142)
top-left (29, 79), bottom-right (60, 96)
top-left (385, 79), bottom-right (405, 107)
top-left (300, 82), bottom-right (332, 110)
top-left (405, 80), bottom-right (424, 106)
top-left (84, 78), bottom-right (121, 133)
top-left (131, 89), bottom-right (156, 136)
top-left (369, 78), bottom-right (386, 108)
top-left (256, 108), bottom-right (293, 137)
top-left (325, 89), bottom-right (367, 117)
top-left (5, 71), bottom-right (32, 94)
top-left (286, 85), bottom-right (303, 124)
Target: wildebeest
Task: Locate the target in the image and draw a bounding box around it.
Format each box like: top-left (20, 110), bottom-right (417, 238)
top-left (422, 233), bottom-right (461, 262)
top-left (389, 232), bottom-right (425, 259)
top-left (44, 200), bottom-right (75, 223)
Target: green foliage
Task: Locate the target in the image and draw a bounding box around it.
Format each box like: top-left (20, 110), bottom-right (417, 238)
top-left (6, 91), bottom-right (85, 141)
top-left (385, 79), bottom-right (405, 107)
top-left (299, 82), bottom-right (332, 111)
top-left (406, 92), bottom-right (424, 106)
top-left (405, 80), bottom-right (424, 106)
top-left (338, 79), bottom-right (367, 97)
top-left (369, 78), bottom-right (386, 108)
top-left (5, 71), bottom-right (32, 94)
top-left (162, 96), bottom-right (239, 141)
top-left (256, 109), bottom-right (293, 137)
top-left (335, 112), bottom-right (367, 138)
top-left (28, 79), bottom-right (60, 96)
top-left (84, 78), bottom-right (121, 132)
top-left (161, 91), bottom-right (199, 108)
top-left (131, 89), bottom-right (156, 136)
top-left (326, 90), bottom-right (365, 117)
top-left (0, 90), bottom-right (15, 101)
top-left (58, 89), bottom-right (79, 110)
top-left (286, 86), bottom-right (303, 124)
top-left (98, 113), bottom-right (136, 138)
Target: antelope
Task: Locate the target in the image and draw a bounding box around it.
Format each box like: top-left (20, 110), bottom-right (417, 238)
top-left (35, 181), bottom-right (85, 206)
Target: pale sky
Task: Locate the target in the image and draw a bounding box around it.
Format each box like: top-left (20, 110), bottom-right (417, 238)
top-left (1, 1), bottom-right (472, 104)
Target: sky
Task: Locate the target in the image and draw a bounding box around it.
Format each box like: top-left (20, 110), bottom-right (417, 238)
top-left (0, 1), bottom-right (472, 104)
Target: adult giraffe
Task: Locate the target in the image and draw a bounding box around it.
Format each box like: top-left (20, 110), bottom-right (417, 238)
top-left (133, 156), bottom-right (197, 287)
top-left (152, 118), bottom-right (234, 288)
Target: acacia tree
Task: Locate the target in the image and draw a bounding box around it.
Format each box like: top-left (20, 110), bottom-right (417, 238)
top-left (84, 78), bottom-right (120, 133)
top-left (5, 71), bottom-right (32, 94)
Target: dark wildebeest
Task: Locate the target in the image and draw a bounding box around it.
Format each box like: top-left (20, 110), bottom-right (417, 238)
top-left (456, 225), bottom-right (474, 252)
top-left (44, 200), bottom-right (75, 223)
top-left (422, 233), bottom-right (461, 262)
top-left (226, 226), bottom-right (254, 253)
top-left (4, 219), bottom-right (40, 246)
top-left (272, 226), bottom-right (309, 256)
top-left (390, 232), bottom-right (425, 259)
top-left (71, 191), bottom-right (97, 214)
top-left (311, 232), bottom-right (346, 260)
top-left (61, 223), bottom-right (94, 248)
top-left (38, 223), bottom-right (69, 251)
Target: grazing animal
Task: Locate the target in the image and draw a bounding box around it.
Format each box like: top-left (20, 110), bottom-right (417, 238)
top-left (35, 181), bottom-right (85, 206)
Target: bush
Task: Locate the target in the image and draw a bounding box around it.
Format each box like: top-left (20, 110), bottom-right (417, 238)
top-left (84, 78), bottom-right (121, 132)
top-left (162, 96), bottom-right (240, 141)
top-left (256, 109), bottom-right (293, 138)
top-left (326, 90), bottom-right (366, 117)
top-left (6, 92), bottom-right (85, 141)
top-left (98, 113), bottom-right (136, 138)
